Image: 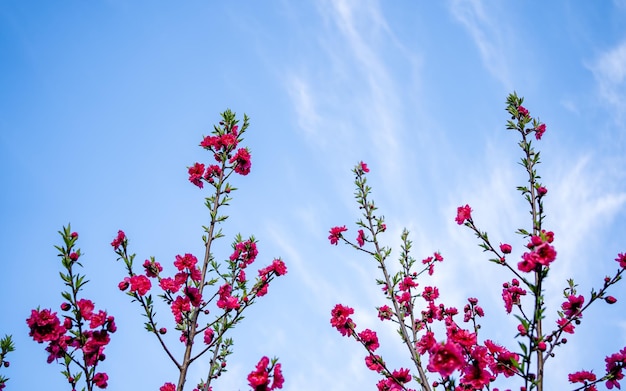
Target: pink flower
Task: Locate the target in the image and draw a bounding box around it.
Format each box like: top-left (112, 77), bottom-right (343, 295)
top-left (518, 251), bottom-right (538, 272)
top-left (562, 295), bottom-right (585, 318)
top-left (365, 354), bottom-right (385, 372)
top-left (518, 105), bottom-right (529, 118)
top-left (330, 304), bottom-right (355, 337)
top-left (185, 286), bottom-right (202, 307)
top-left (359, 161), bottom-right (370, 173)
top-left (229, 148), bottom-right (252, 176)
top-left (111, 230), bottom-right (126, 250)
top-left (129, 275), bottom-right (151, 296)
top-left (535, 123), bottom-right (546, 140)
top-left (248, 356), bottom-right (270, 390)
top-left (204, 328), bottom-right (214, 345)
top-left (229, 240), bottom-right (258, 266)
top-left (616, 253), bottom-right (626, 268)
top-left (377, 305), bottom-right (392, 321)
top-left (77, 299), bottom-right (95, 320)
top-left (427, 340), bottom-right (465, 377)
top-left (93, 372), bottom-right (108, 389)
top-left (537, 186), bottom-right (548, 196)
top-left (358, 329), bottom-right (380, 351)
top-left (557, 317), bottom-right (575, 334)
top-left (159, 277), bottom-right (182, 293)
top-left (171, 296), bottom-right (191, 324)
top-left (328, 226), bottom-right (347, 245)
top-left (160, 383), bottom-right (176, 391)
top-left (422, 286), bottom-right (439, 301)
top-left (90, 310), bottom-right (108, 329)
top-left (143, 259), bottom-right (163, 278)
top-left (568, 370), bottom-right (597, 384)
top-left (272, 363), bottom-right (284, 390)
top-left (356, 229), bottom-right (366, 247)
top-left (216, 284), bottom-right (240, 310)
top-left (416, 331), bottom-right (436, 355)
top-left (174, 253), bottom-right (198, 271)
top-left (398, 276), bottom-right (417, 292)
top-left (455, 204), bottom-right (472, 225)
top-left (26, 309), bottom-right (66, 343)
top-left (188, 162), bottom-right (205, 188)
top-left (200, 135), bottom-right (221, 150)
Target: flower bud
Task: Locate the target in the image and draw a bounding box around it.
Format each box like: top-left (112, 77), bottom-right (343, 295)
top-left (159, 328), bottom-right (167, 335)
top-left (605, 296), bottom-right (618, 304)
top-left (61, 302), bottom-right (71, 311)
top-left (118, 280), bottom-right (129, 291)
top-left (500, 243), bottom-right (512, 254)
top-left (71, 232), bottom-right (78, 238)
top-left (69, 252), bottom-right (79, 261)
top-left (3, 361), bottom-right (9, 367)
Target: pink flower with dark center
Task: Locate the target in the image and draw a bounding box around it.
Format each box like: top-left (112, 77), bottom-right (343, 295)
top-left (188, 163), bottom-right (205, 188)
top-left (185, 286), bottom-right (202, 307)
top-left (455, 204), bottom-right (472, 225)
top-left (365, 355), bottom-right (384, 372)
top-left (143, 259), bottom-right (163, 278)
top-left (26, 309), bottom-right (66, 343)
top-left (562, 295), bottom-right (585, 318)
top-left (422, 286), bottom-right (439, 302)
top-left (93, 372), bottom-right (108, 389)
top-left (328, 226), bottom-right (347, 245)
top-left (229, 148), bottom-right (251, 176)
top-left (518, 105), bottom-right (529, 117)
top-left (248, 356), bottom-right (270, 390)
top-left (330, 304), bottom-right (355, 337)
top-left (518, 251), bottom-right (539, 273)
top-left (358, 329), bottom-right (380, 351)
top-left (377, 305), bottom-right (392, 321)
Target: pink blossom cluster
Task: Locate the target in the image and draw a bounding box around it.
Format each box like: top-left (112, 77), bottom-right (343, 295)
top-left (28, 229), bottom-right (114, 390)
top-left (328, 94), bottom-right (626, 391)
top-left (247, 356), bottom-right (284, 391)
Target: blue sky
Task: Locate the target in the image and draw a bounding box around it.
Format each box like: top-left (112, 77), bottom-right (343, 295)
top-left (1, 1), bottom-right (626, 390)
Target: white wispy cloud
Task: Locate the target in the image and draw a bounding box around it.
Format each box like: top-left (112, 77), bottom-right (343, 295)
top-left (588, 39), bottom-right (626, 118)
top-left (448, 0), bottom-right (513, 89)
